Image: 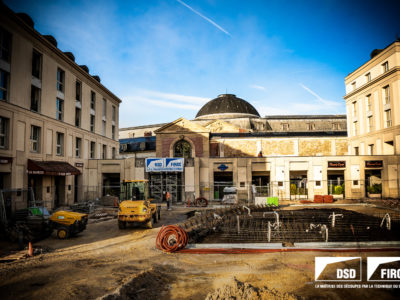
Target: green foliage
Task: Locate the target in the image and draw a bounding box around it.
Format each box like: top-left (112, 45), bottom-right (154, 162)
top-left (367, 184), bottom-right (382, 194)
top-left (334, 185), bottom-right (343, 195)
top-left (290, 184), bottom-right (297, 195)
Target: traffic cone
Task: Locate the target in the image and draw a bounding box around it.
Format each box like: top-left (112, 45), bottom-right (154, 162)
top-left (28, 242), bottom-right (33, 257)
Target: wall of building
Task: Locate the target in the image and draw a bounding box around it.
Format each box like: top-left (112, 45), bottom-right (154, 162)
top-left (0, 6), bottom-right (121, 211)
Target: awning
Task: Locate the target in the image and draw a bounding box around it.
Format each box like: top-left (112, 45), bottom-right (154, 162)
top-left (27, 159), bottom-right (81, 176)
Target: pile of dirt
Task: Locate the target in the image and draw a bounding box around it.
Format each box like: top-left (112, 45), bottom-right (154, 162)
top-left (97, 266), bottom-right (173, 300)
top-left (205, 278), bottom-right (301, 300)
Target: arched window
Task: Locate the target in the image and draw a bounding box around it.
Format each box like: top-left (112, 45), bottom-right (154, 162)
top-left (174, 140), bottom-right (192, 158)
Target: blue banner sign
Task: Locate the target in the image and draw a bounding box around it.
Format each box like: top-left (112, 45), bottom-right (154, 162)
top-left (145, 158), bottom-right (184, 172)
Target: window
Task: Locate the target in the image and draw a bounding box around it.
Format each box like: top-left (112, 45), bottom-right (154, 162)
top-left (103, 98), bottom-right (107, 117)
top-left (90, 91), bottom-right (96, 110)
top-left (352, 101), bottom-right (357, 116)
top-left (366, 94), bottom-right (372, 111)
top-left (102, 120), bottom-right (106, 136)
top-left (174, 140), bottom-right (192, 158)
top-left (56, 98), bottom-right (63, 120)
top-left (354, 147), bottom-right (359, 156)
top-left (385, 110), bottom-right (392, 128)
top-left (351, 82), bottom-right (356, 91)
top-left (30, 125), bottom-right (40, 152)
top-left (112, 125), bottom-right (115, 140)
top-left (368, 144), bottom-right (374, 155)
top-left (112, 147), bottom-right (116, 159)
top-left (56, 68), bottom-right (64, 92)
top-left (30, 85), bottom-right (40, 112)
top-left (353, 121), bottom-right (358, 136)
top-left (112, 105), bottom-right (116, 122)
top-left (90, 115), bottom-right (95, 132)
top-left (102, 144), bottom-right (107, 159)
top-left (75, 137), bottom-right (81, 158)
top-left (383, 86), bottom-right (390, 104)
top-left (281, 123), bottom-right (289, 131)
top-left (90, 141), bottom-right (95, 159)
top-left (382, 61), bottom-right (389, 72)
top-left (367, 116), bottom-right (373, 132)
top-left (0, 117), bottom-right (8, 149)
top-left (75, 81), bottom-right (81, 102)
top-left (307, 123), bottom-right (315, 130)
top-left (0, 27), bottom-right (12, 62)
top-left (365, 72), bottom-right (371, 82)
top-left (32, 50), bottom-right (42, 78)
top-left (56, 132), bottom-right (64, 156)
top-left (0, 69), bottom-right (9, 101)
top-left (75, 107), bottom-right (81, 127)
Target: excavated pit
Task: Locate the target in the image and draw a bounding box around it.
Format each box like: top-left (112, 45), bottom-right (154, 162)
top-left (188, 208), bottom-right (400, 245)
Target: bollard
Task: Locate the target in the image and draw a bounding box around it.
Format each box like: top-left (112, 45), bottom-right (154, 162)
top-left (236, 215), bottom-right (240, 234)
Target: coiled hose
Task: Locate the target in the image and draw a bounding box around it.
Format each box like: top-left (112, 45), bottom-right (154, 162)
top-left (156, 225), bottom-right (188, 252)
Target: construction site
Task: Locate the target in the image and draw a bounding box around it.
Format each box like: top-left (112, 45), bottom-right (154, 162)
top-left (1, 186), bottom-right (400, 299)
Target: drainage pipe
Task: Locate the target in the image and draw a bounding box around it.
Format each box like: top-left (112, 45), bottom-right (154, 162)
top-left (328, 212), bottom-right (343, 228)
top-left (263, 211), bottom-right (280, 228)
top-left (380, 213), bottom-right (391, 230)
top-left (243, 206), bottom-right (251, 216)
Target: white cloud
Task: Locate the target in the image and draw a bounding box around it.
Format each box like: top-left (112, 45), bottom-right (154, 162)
top-left (249, 84), bottom-right (265, 90)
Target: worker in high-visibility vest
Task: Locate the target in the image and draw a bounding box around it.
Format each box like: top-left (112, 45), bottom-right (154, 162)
top-left (166, 191), bottom-right (171, 210)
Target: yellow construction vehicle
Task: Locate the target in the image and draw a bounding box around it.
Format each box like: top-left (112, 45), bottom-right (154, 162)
top-left (118, 180), bottom-right (161, 229)
top-left (49, 210), bottom-right (88, 239)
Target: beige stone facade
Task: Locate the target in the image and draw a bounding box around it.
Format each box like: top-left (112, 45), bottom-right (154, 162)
top-left (344, 40), bottom-right (400, 156)
top-left (0, 5), bottom-right (121, 211)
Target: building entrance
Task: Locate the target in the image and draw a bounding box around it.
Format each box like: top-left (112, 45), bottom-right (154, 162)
top-left (290, 171), bottom-right (308, 199)
top-left (214, 172), bottom-right (233, 201)
top-left (149, 172), bottom-right (182, 203)
top-left (327, 171), bottom-right (345, 197)
top-left (365, 169), bottom-right (382, 196)
top-left (252, 172), bottom-right (270, 197)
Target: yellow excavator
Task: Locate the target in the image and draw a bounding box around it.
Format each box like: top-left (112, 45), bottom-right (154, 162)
top-left (118, 180), bottom-right (161, 229)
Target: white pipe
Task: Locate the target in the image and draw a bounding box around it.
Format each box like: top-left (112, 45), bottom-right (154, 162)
top-left (243, 206), bottom-right (251, 216)
top-left (263, 211), bottom-right (280, 228)
top-left (268, 221), bottom-right (271, 242)
top-left (380, 213), bottom-right (391, 230)
top-left (328, 213), bottom-right (343, 228)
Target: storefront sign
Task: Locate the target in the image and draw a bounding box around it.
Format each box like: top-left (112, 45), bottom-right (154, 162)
top-left (218, 164), bottom-right (228, 171)
top-left (328, 161), bottom-right (346, 168)
top-left (365, 160), bottom-right (383, 168)
top-left (75, 162), bottom-right (84, 167)
top-left (145, 158), bottom-right (184, 172)
top-left (0, 156), bottom-right (12, 164)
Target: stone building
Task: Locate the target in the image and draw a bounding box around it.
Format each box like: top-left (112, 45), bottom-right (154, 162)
top-left (344, 39), bottom-right (400, 198)
top-left (0, 4), bottom-right (122, 211)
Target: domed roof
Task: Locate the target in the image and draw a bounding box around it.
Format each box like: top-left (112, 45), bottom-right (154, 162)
top-left (196, 94), bottom-right (260, 119)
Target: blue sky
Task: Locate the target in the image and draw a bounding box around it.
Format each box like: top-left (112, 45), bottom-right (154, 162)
top-left (6, 0), bottom-right (400, 127)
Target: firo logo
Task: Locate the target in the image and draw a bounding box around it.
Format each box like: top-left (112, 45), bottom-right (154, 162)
top-left (367, 257), bottom-right (400, 281)
top-left (315, 257), bottom-right (361, 281)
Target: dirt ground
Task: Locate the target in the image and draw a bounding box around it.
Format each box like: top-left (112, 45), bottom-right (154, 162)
top-left (1, 203), bottom-right (400, 300)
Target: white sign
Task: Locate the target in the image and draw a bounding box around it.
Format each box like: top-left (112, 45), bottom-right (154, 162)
top-left (145, 158), bottom-right (184, 172)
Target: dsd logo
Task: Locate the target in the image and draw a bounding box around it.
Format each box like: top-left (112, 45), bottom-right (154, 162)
top-left (367, 257), bottom-right (400, 281)
top-left (315, 257), bottom-right (361, 281)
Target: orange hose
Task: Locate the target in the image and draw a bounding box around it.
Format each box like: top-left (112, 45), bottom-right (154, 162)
top-left (156, 225), bottom-right (189, 253)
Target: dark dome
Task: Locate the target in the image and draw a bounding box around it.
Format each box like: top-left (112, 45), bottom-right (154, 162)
top-left (196, 94), bottom-right (260, 119)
